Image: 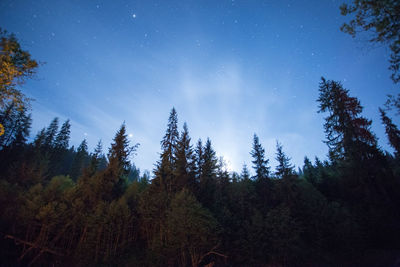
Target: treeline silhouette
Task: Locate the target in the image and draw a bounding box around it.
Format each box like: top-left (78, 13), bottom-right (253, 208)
top-left (1, 78), bottom-right (400, 266)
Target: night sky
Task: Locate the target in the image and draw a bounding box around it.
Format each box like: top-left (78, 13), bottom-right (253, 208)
top-left (1, 0), bottom-right (398, 173)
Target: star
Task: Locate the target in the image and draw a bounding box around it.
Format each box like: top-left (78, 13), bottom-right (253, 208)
top-left (132, 14), bottom-right (137, 18)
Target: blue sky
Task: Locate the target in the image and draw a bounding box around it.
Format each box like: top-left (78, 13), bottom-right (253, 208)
top-left (1, 0), bottom-right (398, 173)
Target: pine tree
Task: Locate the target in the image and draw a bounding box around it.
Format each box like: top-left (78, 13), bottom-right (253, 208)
top-left (241, 163), bottom-right (250, 180)
top-left (70, 139), bottom-right (89, 180)
top-left (275, 141), bottom-right (294, 179)
top-left (86, 140), bottom-right (103, 176)
top-left (317, 80), bottom-right (400, 242)
top-left (127, 163), bottom-right (140, 183)
top-left (317, 77), bottom-right (377, 161)
top-left (107, 123), bottom-right (138, 179)
top-left (48, 119), bottom-right (72, 176)
top-left (11, 110), bottom-right (31, 148)
top-left (197, 138), bottom-right (218, 209)
top-left (77, 139), bottom-right (88, 157)
top-left (31, 120), bottom-right (58, 181)
top-left (250, 134), bottom-right (270, 180)
top-left (195, 139), bottom-right (204, 180)
top-left (33, 128), bottom-right (46, 149)
top-left (302, 157), bottom-right (317, 185)
top-left (154, 108), bottom-right (179, 193)
top-left (173, 122), bottom-right (195, 192)
top-left (44, 117), bottom-right (59, 148)
top-left (92, 124), bottom-right (138, 201)
top-left (217, 157), bottom-right (230, 183)
top-left (202, 138), bottom-right (218, 179)
top-left (379, 108), bottom-right (400, 156)
top-left (160, 107), bottom-right (179, 165)
top-left (54, 119), bottom-right (71, 149)
top-left (0, 104), bottom-right (31, 149)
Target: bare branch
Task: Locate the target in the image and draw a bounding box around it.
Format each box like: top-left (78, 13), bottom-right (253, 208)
top-left (4, 234), bottom-right (64, 257)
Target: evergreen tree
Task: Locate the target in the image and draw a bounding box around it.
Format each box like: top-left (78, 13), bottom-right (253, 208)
top-left (197, 138), bottom-right (218, 209)
top-left (127, 163), bottom-right (140, 183)
top-left (81, 140), bottom-right (104, 180)
top-left (275, 141), bottom-right (294, 179)
top-left (241, 163), bottom-right (250, 180)
top-left (54, 119), bottom-right (71, 149)
top-left (302, 157), bottom-right (316, 184)
top-left (195, 139), bottom-right (204, 180)
top-left (29, 120), bottom-right (61, 181)
top-left (77, 139), bottom-right (88, 156)
top-left (44, 117), bottom-right (58, 147)
top-left (107, 123), bottom-right (138, 179)
top-left (173, 122), bottom-right (196, 192)
top-left (250, 134), bottom-right (270, 180)
top-left (217, 157), bottom-right (230, 187)
top-left (0, 104), bottom-right (31, 149)
top-left (12, 110), bottom-right (31, 148)
top-left (49, 119), bottom-right (72, 176)
top-left (380, 108), bottom-right (400, 156)
top-left (44, 117), bottom-right (59, 148)
top-left (161, 107), bottom-right (179, 164)
top-left (70, 139), bottom-right (89, 180)
top-left (154, 108), bottom-right (179, 193)
top-left (317, 77), bottom-right (377, 161)
top-left (33, 128), bottom-right (46, 149)
top-left (92, 140), bottom-right (103, 165)
top-left (202, 138), bottom-right (218, 178)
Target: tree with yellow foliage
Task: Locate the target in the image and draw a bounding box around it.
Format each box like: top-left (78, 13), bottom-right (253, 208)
top-left (0, 29), bottom-right (38, 108)
top-left (0, 29), bottom-right (38, 139)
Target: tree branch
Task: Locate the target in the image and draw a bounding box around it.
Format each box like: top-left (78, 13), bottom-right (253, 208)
top-left (4, 234), bottom-right (64, 257)
top-left (197, 244), bottom-right (227, 266)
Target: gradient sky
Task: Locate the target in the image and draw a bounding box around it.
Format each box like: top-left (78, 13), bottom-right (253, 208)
top-left (1, 0), bottom-right (399, 174)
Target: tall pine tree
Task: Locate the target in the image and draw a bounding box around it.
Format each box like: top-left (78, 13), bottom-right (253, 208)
top-left (318, 77), bottom-right (378, 162)
top-left (107, 123), bottom-right (138, 179)
top-left (96, 123), bottom-right (139, 200)
top-left (54, 119), bottom-right (71, 149)
top-left (70, 139), bottom-right (89, 180)
top-left (154, 108), bottom-right (179, 193)
top-left (275, 141), bottom-right (294, 179)
top-left (250, 134), bottom-right (270, 180)
top-left (195, 139), bottom-right (204, 181)
top-left (197, 138), bottom-right (218, 209)
top-left (44, 117), bottom-right (59, 148)
top-left (173, 122), bottom-right (195, 192)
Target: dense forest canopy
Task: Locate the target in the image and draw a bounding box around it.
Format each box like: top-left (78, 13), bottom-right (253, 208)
top-left (1, 0), bottom-right (400, 266)
top-left (1, 43), bottom-right (400, 264)
top-left (1, 81), bottom-right (400, 265)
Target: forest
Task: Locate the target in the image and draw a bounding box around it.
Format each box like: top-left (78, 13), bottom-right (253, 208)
top-left (1, 0), bottom-right (400, 266)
